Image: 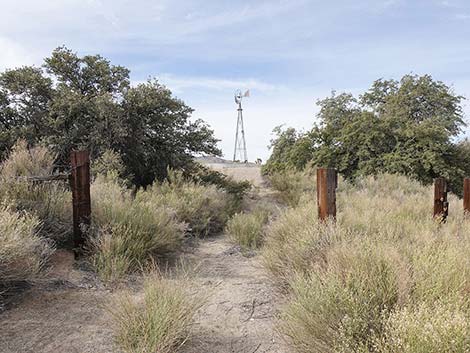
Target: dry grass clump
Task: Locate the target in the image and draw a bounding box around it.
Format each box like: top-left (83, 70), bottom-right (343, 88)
top-left (90, 169), bottom-right (235, 280)
top-left (0, 206), bottom-right (53, 293)
top-left (263, 173), bottom-right (470, 352)
top-left (0, 140), bottom-right (72, 242)
top-left (267, 168), bottom-right (316, 207)
top-left (376, 302), bottom-right (470, 352)
top-left (90, 175), bottom-right (184, 281)
top-left (136, 170), bottom-right (233, 237)
top-left (108, 272), bottom-right (200, 353)
top-left (225, 207), bottom-right (270, 250)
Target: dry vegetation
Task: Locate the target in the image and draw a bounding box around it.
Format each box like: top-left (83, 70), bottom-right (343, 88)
top-left (264, 171), bottom-right (470, 353)
top-left (108, 271), bottom-right (200, 353)
top-left (225, 207), bottom-right (270, 250)
top-left (0, 141), bottom-right (241, 352)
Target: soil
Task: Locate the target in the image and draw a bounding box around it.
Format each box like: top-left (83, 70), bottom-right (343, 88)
top-left (0, 164), bottom-right (289, 353)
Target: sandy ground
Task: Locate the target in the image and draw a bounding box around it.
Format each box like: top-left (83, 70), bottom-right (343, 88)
top-left (0, 250), bottom-right (117, 353)
top-left (180, 237), bottom-right (288, 353)
top-left (0, 164), bottom-right (288, 353)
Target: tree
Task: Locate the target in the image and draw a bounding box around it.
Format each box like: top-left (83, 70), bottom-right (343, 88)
top-left (265, 75), bottom-right (469, 195)
top-left (0, 47), bottom-right (221, 185)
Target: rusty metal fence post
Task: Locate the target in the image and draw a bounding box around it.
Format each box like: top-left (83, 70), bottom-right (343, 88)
top-left (464, 178), bottom-right (470, 215)
top-left (317, 168), bottom-right (337, 221)
top-left (70, 150), bottom-right (91, 251)
top-left (433, 177), bottom-right (448, 223)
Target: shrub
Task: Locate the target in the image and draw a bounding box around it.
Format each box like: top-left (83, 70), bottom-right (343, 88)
top-left (267, 168), bottom-right (315, 207)
top-left (90, 175), bottom-right (184, 281)
top-left (91, 149), bottom-right (127, 180)
top-left (0, 207), bottom-right (53, 292)
top-left (137, 170), bottom-right (233, 237)
top-left (376, 303), bottom-right (470, 353)
top-left (189, 163), bottom-right (251, 204)
top-left (108, 272), bottom-right (199, 353)
top-left (225, 208), bottom-right (270, 250)
top-left (0, 140), bottom-right (72, 242)
top-left (263, 174), bottom-right (470, 352)
top-left (282, 242), bottom-right (409, 353)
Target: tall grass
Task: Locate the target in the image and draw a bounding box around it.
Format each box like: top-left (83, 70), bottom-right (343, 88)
top-left (0, 140), bottom-right (72, 242)
top-left (90, 175), bottom-right (184, 281)
top-left (225, 207), bottom-right (270, 250)
top-left (108, 271), bottom-right (200, 353)
top-left (0, 206), bottom-right (53, 293)
top-left (267, 168), bottom-right (316, 207)
top-left (263, 172), bottom-right (470, 353)
top-left (136, 170), bottom-right (233, 237)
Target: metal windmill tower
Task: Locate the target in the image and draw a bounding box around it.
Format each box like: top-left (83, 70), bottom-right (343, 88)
top-left (233, 89), bottom-right (249, 162)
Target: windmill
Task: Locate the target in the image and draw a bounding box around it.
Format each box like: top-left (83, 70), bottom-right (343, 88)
top-left (233, 89), bottom-right (249, 163)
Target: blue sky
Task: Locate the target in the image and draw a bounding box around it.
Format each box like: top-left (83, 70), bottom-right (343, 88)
top-left (1, 0), bottom-right (470, 160)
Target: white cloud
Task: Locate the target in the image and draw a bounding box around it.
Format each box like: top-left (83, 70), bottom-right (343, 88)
top-left (157, 74), bottom-right (282, 93)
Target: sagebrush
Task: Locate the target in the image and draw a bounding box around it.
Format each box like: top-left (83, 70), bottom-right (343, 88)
top-left (263, 172), bottom-right (470, 353)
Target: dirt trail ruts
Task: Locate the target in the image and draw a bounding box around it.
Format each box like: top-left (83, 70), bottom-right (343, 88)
top-left (181, 163), bottom-right (289, 353)
top-left (0, 164), bottom-right (288, 353)
top-left (181, 237), bottom-right (288, 353)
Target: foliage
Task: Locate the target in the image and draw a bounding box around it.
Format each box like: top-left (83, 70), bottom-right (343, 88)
top-left (225, 207), bottom-right (270, 250)
top-left (0, 206), bottom-right (53, 297)
top-left (136, 170), bottom-right (234, 237)
top-left (0, 140), bottom-right (72, 242)
top-left (189, 163), bottom-right (251, 204)
top-left (376, 302), bottom-right (470, 353)
top-left (264, 75), bottom-right (469, 195)
top-left (263, 174), bottom-right (470, 352)
top-left (262, 126), bottom-right (314, 175)
top-left (108, 272), bottom-right (199, 353)
top-left (267, 167), bottom-right (316, 207)
top-left (91, 149), bottom-right (127, 180)
top-left (90, 175), bottom-right (184, 281)
top-left (0, 46), bottom-right (221, 187)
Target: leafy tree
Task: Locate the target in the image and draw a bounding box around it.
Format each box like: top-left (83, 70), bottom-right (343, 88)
top-left (0, 47), bottom-right (221, 186)
top-left (265, 75), bottom-right (469, 195)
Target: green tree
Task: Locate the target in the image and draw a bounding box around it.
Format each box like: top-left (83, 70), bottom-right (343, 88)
top-left (265, 75), bottom-right (469, 195)
top-left (0, 47), bottom-right (221, 186)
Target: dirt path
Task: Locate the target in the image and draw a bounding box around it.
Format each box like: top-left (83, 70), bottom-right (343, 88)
top-left (181, 237), bottom-right (288, 353)
top-left (180, 164), bottom-right (289, 353)
top-left (0, 251), bottom-right (117, 353)
top-left (0, 164), bottom-right (288, 353)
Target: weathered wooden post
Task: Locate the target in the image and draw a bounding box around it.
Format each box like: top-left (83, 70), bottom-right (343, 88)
top-left (464, 178), bottom-right (470, 215)
top-left (70, 150), bottom-right (91, 251)
top-left (317, 168), bottom-right (337, 221)
top-left (433, 177), bottom-right (448, 223)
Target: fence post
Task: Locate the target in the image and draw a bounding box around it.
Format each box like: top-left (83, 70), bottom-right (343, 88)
top-left (433, 177), bottom-right (448, 223)
top-left (317, 168), bottom-right (337, 221)
top-left (70, 150), bottom-right (91, 252)
top-left (464, 178), bottom-right (470, 215)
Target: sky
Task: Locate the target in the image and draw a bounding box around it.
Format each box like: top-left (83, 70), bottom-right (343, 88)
top-left (2, 0), bottom-right (470, 161)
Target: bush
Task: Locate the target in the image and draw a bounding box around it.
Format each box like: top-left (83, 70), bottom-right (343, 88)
top-left (136, 170), bottom-right (233, 237)
top-left (108, 272), bottom-right (199, 353)
top-left (0, 207), bottom-right (53, 293)
top-left (377, 303), bottom-right (470, 353)
top-left (263, 174), bottom-right (470, 352)
top-left (282, 242), bottom-right (409, 353)
top-left (190, 163), bottom-right (251, 204)
top-left (0, 140), bottom-right (72, 242)
top-left (225, 208), bottom-right (270, 250)
top-left (90, 175), bottom-right (184, 281)
top-left (267, 168), bottom-right (316, 207)
top-left (91, 149), bottom-right (127, 180)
